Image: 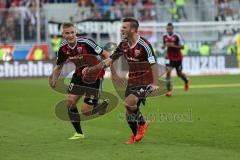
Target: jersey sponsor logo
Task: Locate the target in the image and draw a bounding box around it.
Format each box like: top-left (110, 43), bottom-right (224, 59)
top-left (0, 61), bottom-right (53, 78)
top-left (68, 55), bottom-right (83, 60)
top-left (126, 57), bottom-right (140, 62)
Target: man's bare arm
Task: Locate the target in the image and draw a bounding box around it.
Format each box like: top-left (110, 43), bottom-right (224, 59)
top-left (101, 50), bottom-right (110, 60)
top-left (50, 64), bottom-right (63, 88)
top-left (151, 63), bottom-right (159, 86)
top-left (166, 43), bottom-right (184, 49)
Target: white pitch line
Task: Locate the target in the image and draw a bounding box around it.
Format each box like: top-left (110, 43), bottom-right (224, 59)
top-left (174, 83), bottom-right (240, 89)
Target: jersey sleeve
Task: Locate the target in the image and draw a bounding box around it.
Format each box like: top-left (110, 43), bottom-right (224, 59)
top-left (56, 47), bottom-right (65, 65)
top-left (163, 35), bottom-right (166, 45)
top-left (140, 39), bottom-right (157, 65)
top-left (147, 44), bottom-right (157, 64)
top-left (82, 38), bottom-right (103, 55)
top-left (176, 33), bottom-right (184, 46)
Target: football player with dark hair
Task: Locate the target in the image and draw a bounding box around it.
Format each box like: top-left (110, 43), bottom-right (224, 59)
top-left (162, 23), bottom-right (189, 96)
top-left (102, 18), bottom-right (159, 144)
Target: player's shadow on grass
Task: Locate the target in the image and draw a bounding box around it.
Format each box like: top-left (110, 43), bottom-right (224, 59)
top-left (54, 90), bottom-right (119, 121)
top-left (49, 72), bottom-right (119, 121)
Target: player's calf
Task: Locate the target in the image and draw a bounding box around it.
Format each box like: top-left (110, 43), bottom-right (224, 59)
top-left (177, 71), bottom-right (189, 91)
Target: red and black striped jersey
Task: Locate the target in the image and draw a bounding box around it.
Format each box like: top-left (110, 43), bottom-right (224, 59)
top-left (163, 32), bottom-right (184, 61)
top-left (56, 37), bottom-right (104, 78)
top-left (123, 36), bottom-right (157, 86)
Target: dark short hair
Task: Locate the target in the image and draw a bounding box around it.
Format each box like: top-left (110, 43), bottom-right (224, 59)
top-left (122, 17), bottom-right (139, 30)
top-left (167, 23), bottom-right (174, 27)
top-left (62, 22), bottom-right (75, 29)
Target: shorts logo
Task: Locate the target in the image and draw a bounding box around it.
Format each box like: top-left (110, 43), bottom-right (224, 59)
top-left (88, 95), bottom-right (95, 104)
top-left (90, 95), bottom-right (95, 99)
top-left (137, 88), bottom-right (145, 95)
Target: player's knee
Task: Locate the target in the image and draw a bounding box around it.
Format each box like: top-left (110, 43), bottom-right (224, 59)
top-left (125, 98), bottom-right (138, 113)
top-left (177, 71), bottom-right (182, 77)
top-left (166, 72), bottom-right (171, 77)
top-left (125, 98), bottom-right (137, 108)
top-left (67, 98), bottom-right (77, 107)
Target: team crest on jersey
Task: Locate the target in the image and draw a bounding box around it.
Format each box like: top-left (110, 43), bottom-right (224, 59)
top-left (134, 49), bottom-right (140, 57)
top-left (66, 51), bottom-right (70, 55)
top-left (77, 47), bottom-right (82, 54)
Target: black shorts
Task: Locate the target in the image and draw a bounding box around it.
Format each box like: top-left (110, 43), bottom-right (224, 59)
top-left (68, 75), bottom-right (103, 105)
top-left (166, 60), bottom-right (183, 73)
top-left (125, 85), bottom-right (153, 106)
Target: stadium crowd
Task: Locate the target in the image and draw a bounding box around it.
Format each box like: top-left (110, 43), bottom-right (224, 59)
top-left (0, 0), bottom-right (46, 43)
top-left (0, 0), bottom-right (239, 44)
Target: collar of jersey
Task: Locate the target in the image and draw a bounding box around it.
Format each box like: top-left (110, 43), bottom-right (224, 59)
top-left (68, 40), bottom-right (77, 49)
top-left (167, 33), bottom-right (175, 38)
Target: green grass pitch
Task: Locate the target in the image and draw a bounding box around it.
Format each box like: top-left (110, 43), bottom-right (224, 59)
top-left (0, 75), bottom-right (240, 160)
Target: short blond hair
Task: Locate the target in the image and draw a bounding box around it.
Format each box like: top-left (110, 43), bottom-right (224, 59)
top-left (62, 22), bottom-right (75, 29)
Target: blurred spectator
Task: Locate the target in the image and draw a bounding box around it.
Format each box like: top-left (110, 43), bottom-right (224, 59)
top-left (1, 44), bottom-right (13, 61)
top-left (122, 0), bottom-right (134, 18)
top-left (0, 1), bottom-right (6, 8)
top-left (73, 0), bottom-right (92, 21)
top-left (0, 0), bottom-right (47, 43)
top-left (215, 0), bottom-right (234, 21)
top-left (199, 42), bottom-right (210, 56)
top-left (226, 42), bottom-right (236, 55)
top-left (175, 0), bottom-right (187, 20)
top-left (168, 1), bottom-right (179, 22)
top-left (46, 0), bottom-right (77, 2)
top-left (138, 0), bottom-right (156, 21)
top-left (109, 5), bottom-right (122, 20)
top-left (0, 47), bottom-right (3, 60)
top-left (236, 33), bottom-right (240, 66)
top-left (33, 46), bottom-right (44, 60)
top-left (96, 0), bottom-right (114, 19)
top-left (11, 0), bottom-right (22, 6)
top-left (182, 43), bottom-right (190, 56)
top-left (0, 25), bottom-right (14, 43)
top-left (51, 35), bottom-right (61, 55)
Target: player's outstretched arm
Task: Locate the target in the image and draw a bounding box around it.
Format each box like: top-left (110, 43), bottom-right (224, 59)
top-left (151, 63), bottom-right (159, 86)
top-left (166, 43), bottom-right (184, 49)
top-left (103, 42), bottom-right (127, 67)
top-left (82, 49), bottom-right (110, 76)
top-left (82, 40), bottom-right (128, 77)
top-left (82, 44), bottom-right (125, 75)
top-left (101, 50), bottom-right (110, 60)
top-left (50, 64), bottom-right (63, 88)
top-left (103, 50), bottom-right (123, 68)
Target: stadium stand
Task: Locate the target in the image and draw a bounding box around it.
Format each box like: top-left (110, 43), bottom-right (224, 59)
top-left (0, 0), bottom-right (239, 60)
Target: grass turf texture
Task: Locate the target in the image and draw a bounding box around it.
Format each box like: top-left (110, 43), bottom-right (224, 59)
top-left (0, 75), bottom-right (240, 160)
